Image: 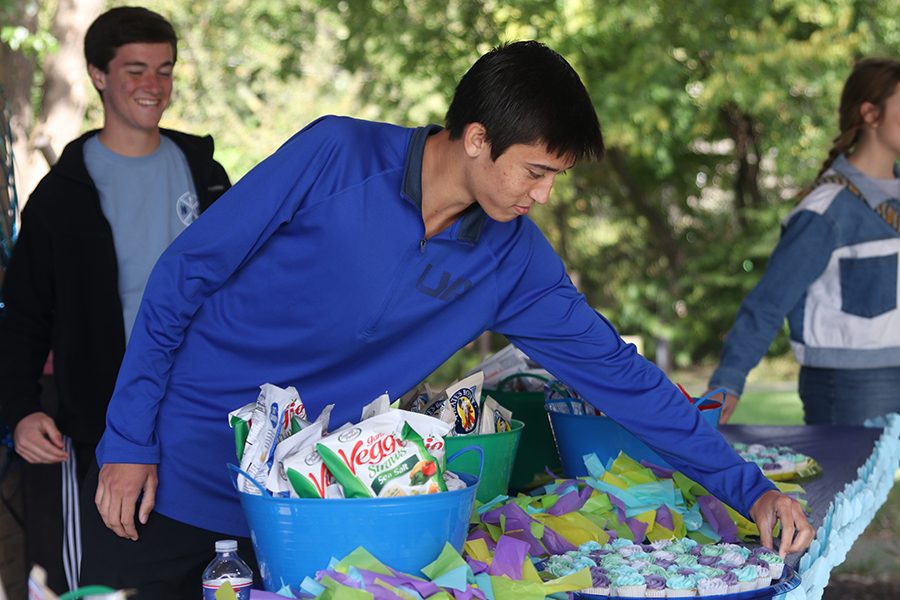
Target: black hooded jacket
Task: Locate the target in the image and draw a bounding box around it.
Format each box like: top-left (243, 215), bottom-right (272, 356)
top-left (0, 129), bottom-right (230, 445)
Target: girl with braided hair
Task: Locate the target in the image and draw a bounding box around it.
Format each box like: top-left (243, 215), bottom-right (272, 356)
top-left (709, 57), bottom-right (900, 425)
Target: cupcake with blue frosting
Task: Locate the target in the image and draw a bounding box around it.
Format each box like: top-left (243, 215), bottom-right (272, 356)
top-left (665, 573), bottom-right (696, 597)
top-left (640, 563), bottom-right (668, 578)
top-left (610, 537), bottom-right (636, 550)
top-left (611, 570), bottom-right (647, 597)
top-left (733, 565), bottom-right (759, 591)
top-left (759, 551), bottom-right (785, 579)
top-left (699, 544), bottom-right (724, 558)
top-left (751, 563), bottom-right (772, 588)
top-left (579, 540), bottom-right (604, 553)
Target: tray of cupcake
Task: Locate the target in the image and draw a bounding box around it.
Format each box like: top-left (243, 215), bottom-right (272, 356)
top-left (541, 537), bottom-right (800, 599)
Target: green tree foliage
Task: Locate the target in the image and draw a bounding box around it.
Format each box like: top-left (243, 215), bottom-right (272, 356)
top-left (101, 0), bottom-right (374, 178)
top-left (310, 0), bottom-right (900, 369)
top-left (10, 1), bottom-right (898, 376)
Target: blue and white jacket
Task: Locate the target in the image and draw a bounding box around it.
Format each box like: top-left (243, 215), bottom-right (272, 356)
top-left (711, 155), bottom-right (900, 396)
top-left (98, 116), bottom-right (774, 536)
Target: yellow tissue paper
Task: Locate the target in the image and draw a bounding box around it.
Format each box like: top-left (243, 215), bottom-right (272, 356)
top-left (214, 581), bottom-right (236, 600)
top-left (464, 538), bottom-right (492, 565)
top-left (599, 470), bottom-right (630, 490)
top-left (334, 547), bottom-right (394, 577)
top-left (319, 575), bottom-right (374, 600)
top-left (532, 512), bottom-right (605, 546)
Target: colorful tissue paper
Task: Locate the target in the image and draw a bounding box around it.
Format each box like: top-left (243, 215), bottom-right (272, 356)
top-left (293, 540), bottom-right (589, 600)
top-left (467, 450), bottom-right (810, 558)
top-left (269, 447), bottom-right (820, 600)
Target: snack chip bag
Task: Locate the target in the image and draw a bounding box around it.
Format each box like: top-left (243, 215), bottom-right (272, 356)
top-left (467, 344), bottom-right (531, 388)
top-left (281, 431), bottom-right (340, 498)
top-left (228, 402), bottom-right (255, 462)
top-left (237, 384), bottom-right (298, 495)
top-left (266, 422), bottom-right (325, 496)
top-left (279, 390), bottom-right (309, 440)
top-left (316, 411), bottom-right (451, 498)
top-left (425, 372), bottom-right (484, 435)
top-left (360, 392), bottom-right (391, 421)
top-left (443, 470), bottom-right (466, 491)
top-left (398, 382), bottom-right (437, 413)
top-left (386, 409), bottom-right (446, 459)
top-left (267, 404), bottom-right (335, 497)
top-left (478, 395), bottom-right (513, 434)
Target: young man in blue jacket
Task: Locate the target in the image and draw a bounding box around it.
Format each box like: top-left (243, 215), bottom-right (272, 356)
top-left (83, 41), bottom-right (813, 597)
top-left (0, 6), bottom-right (229, 593)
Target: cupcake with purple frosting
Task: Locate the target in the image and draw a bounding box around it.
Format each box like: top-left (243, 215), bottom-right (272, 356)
top-left (650, 539), bottom-right (673, 551)
top-left (697, 555), bottom-right (719, 567)
top-left (651, 550), bottom-right (677, 563)
top-left (697, 576), bottom-right (728, 596)
top-left (716, 570), bottom-right (739, 594)
top-left (719, 549), bottom-right (746, 568)
top-left (643, 573), bottom-right (667, 598)
top-left (584, 570), bottom-right (611, 596)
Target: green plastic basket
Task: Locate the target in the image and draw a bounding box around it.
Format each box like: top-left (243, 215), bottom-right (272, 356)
top-left (443, 419), bottom-right (523, 502)
top-left (485, 374), bottom-right (562, 491)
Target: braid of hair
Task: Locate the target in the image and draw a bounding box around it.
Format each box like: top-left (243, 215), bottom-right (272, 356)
top-left (797, 127), bottom-right (860, 201)
top-left (815, 126), bottom-right (859, 180)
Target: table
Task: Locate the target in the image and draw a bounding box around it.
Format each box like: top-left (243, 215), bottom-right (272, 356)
top-left (722, 416), bottom-right (900, 599)
top-left (248, 415), bottom-right (900, 600)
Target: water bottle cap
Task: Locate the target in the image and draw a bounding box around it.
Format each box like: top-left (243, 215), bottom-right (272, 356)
top-left (215, 539), bottom-right (238, 553)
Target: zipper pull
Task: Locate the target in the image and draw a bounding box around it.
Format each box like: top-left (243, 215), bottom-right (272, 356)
top-left (419, 238), bottom-right (427, 253)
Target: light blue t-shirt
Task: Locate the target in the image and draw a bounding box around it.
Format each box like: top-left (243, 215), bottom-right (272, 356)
top-left (84, 135), bottom-right (198, 342)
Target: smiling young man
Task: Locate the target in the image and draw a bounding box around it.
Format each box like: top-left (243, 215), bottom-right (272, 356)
top-left (87, 41), bottom-right (812, 598)
top-left (0, 6), bottom-right (229, 593)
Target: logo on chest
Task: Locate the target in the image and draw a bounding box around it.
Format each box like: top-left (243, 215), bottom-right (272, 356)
top-left (416, 264), bottom-right (473, 301)
top-left (176, 192), bottom-right (200, 226)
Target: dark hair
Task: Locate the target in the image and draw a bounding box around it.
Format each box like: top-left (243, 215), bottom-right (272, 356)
top-left (445, 41), bottom-right (604, 163)
top-left (816, 57), bottom-right (900, 178)
top-left (84, 6), bottom-right (177, 72)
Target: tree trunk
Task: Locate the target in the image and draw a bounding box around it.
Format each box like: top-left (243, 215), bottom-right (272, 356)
top-left (0, 1), bottom-right (38, 206)
top-left (1, 0), bottom-right (103, 204)
top-left (721, 103), bottom-right (762, 226)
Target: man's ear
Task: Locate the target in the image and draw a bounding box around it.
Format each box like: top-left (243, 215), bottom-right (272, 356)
top-left (87, 64), bottom-right (106, 91)
top-left (860, 101), bottom-right (881, 127)
top-left (462, 122), bottom-right (490, 158)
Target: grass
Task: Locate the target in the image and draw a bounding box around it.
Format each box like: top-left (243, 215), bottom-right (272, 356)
top-left (730, 389), bottom-right (804, 425)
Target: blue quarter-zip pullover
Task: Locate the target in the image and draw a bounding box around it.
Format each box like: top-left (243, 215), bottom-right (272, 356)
top-left (98, 116), bottom-right (774, 536)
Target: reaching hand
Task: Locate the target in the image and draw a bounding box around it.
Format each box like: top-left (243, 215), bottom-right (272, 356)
top-left (13, 412), bottom-right (69, 464)
top-left (719, 391), bottom-right (740, 424)
top-left (704, 388), bottom-right (740, 424)
top-left (749, 489), bottom-right (815, 557)
top-left (95, 463), bottom-right (158, 541)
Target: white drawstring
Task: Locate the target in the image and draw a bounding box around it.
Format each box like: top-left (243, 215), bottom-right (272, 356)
top-left (61, 436), bottom-right (81, 591)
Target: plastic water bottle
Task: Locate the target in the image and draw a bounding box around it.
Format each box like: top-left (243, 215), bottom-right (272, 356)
top-left (201, 539), bottom-right (253, 599)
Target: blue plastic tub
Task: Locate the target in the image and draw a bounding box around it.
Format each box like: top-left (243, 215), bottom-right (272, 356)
top-left (548, 399), bottom-right (723, 477)
top-left (229, 449), bottom-right (481, 592)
